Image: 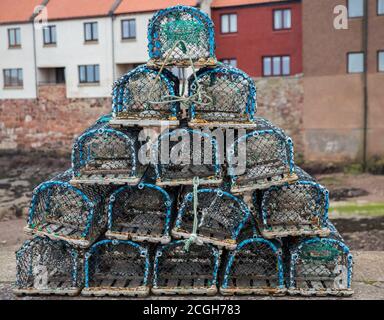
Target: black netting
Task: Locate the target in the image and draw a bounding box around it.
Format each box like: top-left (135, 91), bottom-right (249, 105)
top-left (253, 166), bottom-right (329, 238)
top-left (107, 184), bottom-right (173, 243)
top-left (154, 128), bottom-right (221, 184)
top-left (153, 241), bottom-right (219, 292)
top-left (27, 170), bottom-right (110, 247)
top-left (147, 6), bottom-right (216, 66)
top-left (15, 237), bottom-right (83, 294)
top-left (221, 239), bottom-right (284, 292)
top-left (112, 65), bottom-right (179, 120)
top-left (188, 65), bottom-right (256, 123)
top-left (173, 189), bottom-right (249, 248)
top-left (85, 240), bottom-right (149, 292)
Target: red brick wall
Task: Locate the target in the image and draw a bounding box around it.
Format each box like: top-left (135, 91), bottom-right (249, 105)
top-left (212, 1), bottom-right (303, 77)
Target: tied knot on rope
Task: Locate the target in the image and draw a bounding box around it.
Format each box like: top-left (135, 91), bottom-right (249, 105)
top-left (184, 176), bottom-right (202, 252)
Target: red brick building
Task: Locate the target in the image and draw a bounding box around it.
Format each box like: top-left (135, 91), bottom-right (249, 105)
top-left (211, 0), bottom-right (302, 77)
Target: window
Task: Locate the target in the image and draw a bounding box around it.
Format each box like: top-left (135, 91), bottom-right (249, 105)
top-left (84, 22), bottom-right (98, 42)
top-left (3, 69), bottom-right (23, 87)
top-left (263, 56), bottom-right (290, 76)
top-left (121, 19), bottom-right (136, 39)
top-left (8, 28), bottom-right (21, 47)
top-left (347, 52), bottom-right (365, 73)
top-left (221, 14), bottom-right (237, 33)
top-left (43, 25), bottom-right (56, 45)
top-left (378, 51), bottom-right (384, 72)
top-left (221, 59), bottom-right (237, 68)
top-left (274, 9), bottom-right (291, 30)
top-left (378, 0), bottom-right (384, 15)
top-left (348, 0), bottom-right (364, 18)
top-left (78, 65), bottom-right (100, 83)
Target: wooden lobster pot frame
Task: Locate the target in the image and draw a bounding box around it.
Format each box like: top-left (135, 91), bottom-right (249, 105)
top-left (106, 183), bottom-right (173, 244)
top-left (14, 237), bottom-right (83, 296)
top-left (153, 128), bottom-right (222, 186)
top-left (172, 189), bottom-right (251, 250)
top-left (188, 65), bottom-right (257, 128)
top-left (220, 238), bottom-right (286, 296)
top-left (71, 121), bottom-right (142, 185)
top-left (253, 167), bottom-right (331, 239)
top-left (25, 170), bottom-right (109, 248)
top-left (152, 241), bottom-right (220, 295)
top-left (82, 240), bottom-right (150, 297)
top-left (288, 237), bottom-right (353, 297)
top-left (110, 65), bottom-right (180, 127)
top-left (228, 125), bottom-right (297, 193)
top-left (147, 5), bottom-right (216, 67)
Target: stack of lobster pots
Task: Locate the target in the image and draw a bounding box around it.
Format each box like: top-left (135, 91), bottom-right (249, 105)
top-left (14, 5), bottom-right (353, 298)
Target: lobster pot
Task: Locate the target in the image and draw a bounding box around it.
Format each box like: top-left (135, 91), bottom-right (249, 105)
top-left (25, 170), bottom-right (109, 248)
top-left (14, 237), bottom-right (83, 296)
top-left (106, 183), bottom-right (173, 244)
top-left (253, 167), bottom-right (331, 239)
top-left (147, 5), bottom-right (216, 67)
top-left (288, 237), bottom-right (353, 297)
top-left (110, 65), bottom-right (180, 127)
top-left (172, 189), bottom-right (251, 250)
top-left (152, 241), bottom-right (220, 295)
top-left (220, 238), bottom-right (286, 296)
top-left (154, 128), bottom-right (222, 186)
top-left (71, 122), bottom-right (142, 185)
top-left (82, 240), bottom-right (150, 297)
top-left (228, 123), bottom-right (297, 193)
top-left (188, 65), bottom-right (257, 127)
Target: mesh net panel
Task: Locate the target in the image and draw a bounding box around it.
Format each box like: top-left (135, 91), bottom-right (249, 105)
top-left (87, 241), bottom-right (148, 289)
top-left (176, 189), bottom-right (248, 242)
top-left (112, 65), bottom-right (179, 119)
top-left (224, 240), bottom-right (282, 289)
top-left (15, 237), bottom-right (82, 290)
top-left (29, 171), bottom-right (110, 242)
top-left (73, 125), bottom-right (139, 176)
top-left (155, 129), bottom-right (220, 182)
top-left (109, 185), bottom-right (171, 239)
top-left (154, 242), bottom-right (218, 288)
top-left (188, 66), bottom-right (256, 122)
top-left (148, 6), bottom-right (214, 63)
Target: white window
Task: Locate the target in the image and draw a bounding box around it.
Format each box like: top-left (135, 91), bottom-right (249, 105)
top-left (348, 52), bottom-right (365, 73)
top-left (3, 68), bottom-right (23, 87)
top-left (378, 51), bottom-right (384, 72)
top-left (348, 0), bottom-right (364, 18)
top-left (274, 9), bottom-right (291, 30)
top-left (378, 0), bottom-right (384, 15)
top-left (43, 25), bottom-right (56, 45)
top-left (84, 22), bottom-right (98, 41)
top-left (122, 19), bottom-right (136, 39)
top-left (79, 65), bottom-right (100, 83)
top-left (8, 28), bottom-right (21, 47)
top-left (263, 56), bottom-right (290, 76)
top-left (221, 59), bottom-right (237, 68)
top-left (221, 14), bottom-right (237, 33)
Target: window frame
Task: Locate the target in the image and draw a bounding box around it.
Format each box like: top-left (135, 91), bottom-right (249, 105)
top-left (348, 0), bottom-right (365, 18)
top-left (121, 19), bottom-right (136, 40)
top-left (273, 8), bottom-right (292, 31)
top-left (347, 52), bottom-right (365, 73)
top-left (220, 13), bottom-right (238, 34)
top-left (7, 28), bottom-right (21, 48)
top-left (378, 51), bottom-right (384, 72)
top-left (43, 25), bottom-right (57, 45)
top-left (378, 0), bottom-right (384, 15)
top-left (84, 22), bottom-right (98, 42)
top-left (262, 55), bottom-right (291, 77)
top-left (221, 58), bottom-right (237, 68)
top-left (78, 64), bottom-right (100, 84)
top-left (3, 68), bottom-right (23, 88)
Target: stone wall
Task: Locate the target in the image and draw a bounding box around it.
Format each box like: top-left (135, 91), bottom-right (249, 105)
top-left (0, 76), bottom-right (305, 157)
